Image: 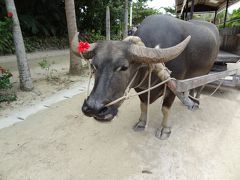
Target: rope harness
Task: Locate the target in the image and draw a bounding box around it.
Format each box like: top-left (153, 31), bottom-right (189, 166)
top-left (84, 60), bottom-right (172, 129)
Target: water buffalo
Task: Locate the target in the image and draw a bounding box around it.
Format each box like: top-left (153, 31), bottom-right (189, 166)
top-left (72, 15), bottom-right (219, 140)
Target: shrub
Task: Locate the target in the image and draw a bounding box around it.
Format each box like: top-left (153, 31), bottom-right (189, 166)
top-left (23, 36), bottom-right (68, 53)
top-left (38, 58), bottom-right (58, 80)
top-left (0, 17), bottom-right (14, 55)
top-left (0, 67), bottom-right (16, 103)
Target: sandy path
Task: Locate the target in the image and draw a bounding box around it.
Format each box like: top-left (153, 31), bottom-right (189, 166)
top-left (0, 49), bottom-right (70, 82)
top-left (0, 85), bottom-right (240, 180)
top-left (0, 50), bottom-right (68, 72)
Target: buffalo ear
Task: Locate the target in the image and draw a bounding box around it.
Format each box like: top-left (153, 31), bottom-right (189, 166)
top-left (71, 32), bottom-right (97, 59)
top-left (123, 36), bottom-right (145, 47)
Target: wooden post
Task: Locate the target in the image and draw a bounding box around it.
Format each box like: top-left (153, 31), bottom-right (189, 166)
top-left (190, 0), bottom-right (194, 20)
top-left (223, 0), bottom-right (229, 28)
top-left (106, 6), bottom-right (110, 40)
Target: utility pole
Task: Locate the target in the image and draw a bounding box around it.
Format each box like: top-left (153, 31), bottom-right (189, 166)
top-left (106, 6), bottom-right (110, 40)
top-left (123, 0), bottom-right (129, 39)
top-left (129, 0), bottom-right (133, 27)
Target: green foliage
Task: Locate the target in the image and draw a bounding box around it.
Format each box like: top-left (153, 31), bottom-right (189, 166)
top-left (74, 0), bottom-right (126, 38)
top-left (39, 59), bottom-right (51, 70)
top-left (0, 0), bottom-right (124, 52)
top-left (78, 31), bottom-right (105, 43)
top-left (193, 13), bottom-right (214, 22)
top-left (215, 8), bottom-right (240, 29)
top-left (38, 59), bottom-right (59, 80)
top-left (0, 17), bottom-right (14, 54)
top-left (0, 67), bottom-right (16, 103)
top-left (0, 36), bottom-right (68, 55)
top-left (38, 58), bottom-right (52, 79)
top-left (15, 0), bottom-right (67, 37)
top-left (193, 8), bottom-right (240, 29)
top-left (0, 94), bottom-right (17, 103)
top-left (23, 37), bottom-right (68, 52)
top-left (162, 7), bottom-right (175, 15)
top-left (226, 8), bottom-right (240, 27)
top-left (0, 0), bottom-right (161, 54)
top-left (132, 0), bottom-right (160, 25)
top-left (1, 0), bottom-right (160, 38)
top-left (0, 69), bottom-right (12, 89)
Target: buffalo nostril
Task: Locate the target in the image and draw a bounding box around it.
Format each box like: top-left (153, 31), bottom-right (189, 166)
top-left (82, 100), bottom-right (92, 115)
top-left (99, 107), bottom-right (108, 114)
top-left (82, 99), bottom-right (106, 115)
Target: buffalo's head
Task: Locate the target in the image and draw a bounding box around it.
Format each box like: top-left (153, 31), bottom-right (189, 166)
top-left (71, 33), bottom-right (190, 121)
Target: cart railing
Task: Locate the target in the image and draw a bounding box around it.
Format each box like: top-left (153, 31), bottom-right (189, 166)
top-left (174, 69), bottom-right (238, 93)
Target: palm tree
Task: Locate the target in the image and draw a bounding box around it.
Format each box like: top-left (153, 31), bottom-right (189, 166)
top-left (4, 0), bottom-right (33, 91)
top-left (65, 0), bottom-right (81, 75)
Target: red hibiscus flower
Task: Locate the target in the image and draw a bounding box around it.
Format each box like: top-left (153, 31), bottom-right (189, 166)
top-left (78, 41), bottom-right (90, 53)
top-left (7, 12), bottom-right (13, 18)
top-left (0, 66), bottom-right (6, 73)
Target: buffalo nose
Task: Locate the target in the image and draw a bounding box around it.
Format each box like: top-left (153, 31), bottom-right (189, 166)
top-left (82, 99), bottom-right (105, 116)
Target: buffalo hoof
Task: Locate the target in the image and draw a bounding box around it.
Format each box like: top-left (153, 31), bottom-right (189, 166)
top-left (191, 103), bottom-right (199, 111)
top-left (187, 102), bottom-right (199, 111)
top-left (189, 96), bottom-right (200, 106)
top-left (155, 127), bottom-right (171, 140)
top-left (133, 120), bottom-right (146, 131)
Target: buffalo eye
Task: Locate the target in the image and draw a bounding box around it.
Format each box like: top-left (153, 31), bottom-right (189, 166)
top-left (116, 65), bottom-right (129, 72)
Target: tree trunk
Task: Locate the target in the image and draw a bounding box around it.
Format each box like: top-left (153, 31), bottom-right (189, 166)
top-left (65, 0), bottom-right (82, 75)
top-left (106, 6), bottom-right (110, 40)
top-left (123, 0), bottom-right (129, 39)
top-left (4, 0), bottom-right (33, 91)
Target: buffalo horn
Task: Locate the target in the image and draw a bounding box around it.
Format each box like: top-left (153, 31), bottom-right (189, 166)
top-left (129, 36), bottom-right (191, 64)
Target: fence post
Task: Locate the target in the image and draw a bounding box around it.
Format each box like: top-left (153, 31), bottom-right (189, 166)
top-left (223, 0), bottom-right (229, 28)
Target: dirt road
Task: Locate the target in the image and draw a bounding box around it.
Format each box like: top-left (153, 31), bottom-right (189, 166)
top-left (0, 85), bottom-right (240, 180)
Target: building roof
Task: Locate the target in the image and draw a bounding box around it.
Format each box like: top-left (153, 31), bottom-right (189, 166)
top-left (176, 0), bottom-right (239, 13)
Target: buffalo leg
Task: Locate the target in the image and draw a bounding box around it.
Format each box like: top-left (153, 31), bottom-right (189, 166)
top-left (155, 91), bottom-right (175, 140)
top-left (189, 89), bottom-right (195, 97)
top-left (195, 85), bottom-right (205, 99)
top-left (189, 86), bottom-right (205, 106)
top-left (189, 89), bottom-right (200, 105)
top-left (133, 101), bottom-right (147, 131)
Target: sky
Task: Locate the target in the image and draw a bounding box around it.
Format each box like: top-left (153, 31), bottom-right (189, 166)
top-left (147, 0), bottom-right (175, 9)
top-left (145, 0), bottom-right (240, 13)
